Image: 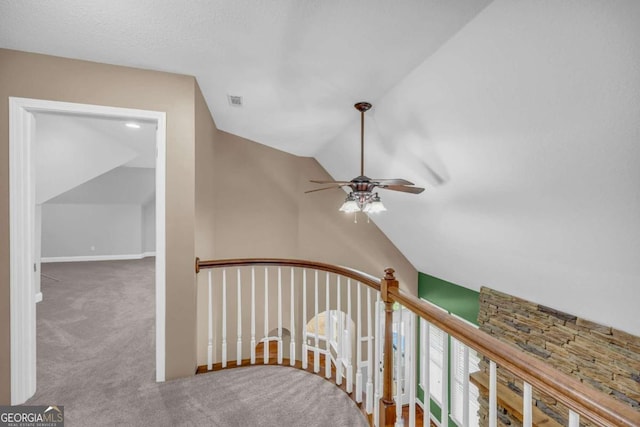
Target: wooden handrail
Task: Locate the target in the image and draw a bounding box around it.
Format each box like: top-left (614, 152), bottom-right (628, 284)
top-left (195, 257), bottom-right (381, 291)
top-left (194, 258), bottom-right (639, 426)
top-left (389, 286), bottom-right (640, 427)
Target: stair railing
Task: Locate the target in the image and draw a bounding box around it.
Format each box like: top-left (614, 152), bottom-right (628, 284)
top-left (380, 268), bottom-right (640, 427)
top-left (196, 258), bottom-right (640, 427)
top-left (195, 257), bottom-right (383, 414)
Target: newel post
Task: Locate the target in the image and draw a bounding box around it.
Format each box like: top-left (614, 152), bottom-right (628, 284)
top-left (379, 267), bottom-right (398, 426)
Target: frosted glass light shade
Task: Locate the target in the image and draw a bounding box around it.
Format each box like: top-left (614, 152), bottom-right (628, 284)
top-left (363, 200), bottom-right (386, 213)
top-left (339, 199), bottom-right (360, 213)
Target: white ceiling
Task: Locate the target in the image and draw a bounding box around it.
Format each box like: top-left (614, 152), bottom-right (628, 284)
top-left (48, 166), bottom-right (155, 205)
top-left (0, 0), bottom-right (492, 156)
top-left (36, 112), bottom-right (157, 168)
top-left (34, 112), bottom-right (156, 205)
top-left (2, 1), bottom-right (640, 335)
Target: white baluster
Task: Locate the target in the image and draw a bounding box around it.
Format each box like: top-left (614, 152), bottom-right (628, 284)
top-left (302, 269), bottom-right (308, 370)
top-left (366, 287), bottom-right (374, 414)
top-left (222, 269), bottom-right (227, 368)
top-left (278, 267), bottom-right (283, 365)
top-left (373, 293), bottom-right (381, 427)
top-left (356, 283), bottom-right (363, 403)
top-left (250, 267), bottom-right (256, 365)
top-left (489, 360), bottom-right (497, 427)
top-left (463, 344), bottom-right (470, 426)
top-left (264, 267), bottom-right (269, 365)
top-left (290, 268), bottom-right (296, 366)
top-left (207, 270), bottom-right (213, 370)
top-left (409, 313), bottom-right (416, 427)
top-left (421, 319), bottom-right (431, 426)
top-left (568, 410), bottom-right (580, 427)
top-left (237, 269), bottom-right (242, 366)
top-left (346, 279), bottom-right (353, 393)
top-left (336, 276), bottom-right (343, 386)
top-left (523, 382), bottom-right (532, 427)
top-left (441, 329), bottom-right (449, 427)
top-left (314, 270), bottom-right (320, 373)
top-left (325, 272), bottom-right (331, 379)
top-left (395, 312), bottom-right (403, 427)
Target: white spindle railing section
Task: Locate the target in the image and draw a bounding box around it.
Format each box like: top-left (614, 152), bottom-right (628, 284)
top-left (366, 288), bottom-right (374, 414)
top-left (419, 317), bottom-right (430, 424)
top-left (373, 292), bottom-right (383, 427)
top-left (313, 270), bottom-right (319, 373)
top-left (383, 274), bottom-right (640, 427)
top-left (263, 267), bottom-right (269, 365)
top-left (236, 269), bottom-right (242, 366)
top-left (346, 279), bottom-right (354, 394)
top-left (462, 343), bottom-right (469, 426)
top-left (207, 270), bottom-right (213, 370)
top-left (221, 269), bottom-right (227, 368)
top-left (197, 258), bottom-right (383, 418)
top-left (408, 313), bottom-right (416, 426)
top-left (394, 316), bottom-right (402, 427)
top-left (336, 276), bottom-right (343, 386)
top-left (278, 267), bottom-right (283, 365)
top-left (325, 273), bottom-right (331, 379)
top-left (250, 267), bottom-right (256, 365)
top-left (302, 269), bottom-right (308, 370)
top-left (523, 381), bottom-right (532, 427)
top-left (196, 259), bottom-right (640, 427)
top-left (569, 410), bottom-right (580, 427)
top-left (356, 284), bottom-right (363, 403)
top-left (489, 360), bottom-right (497, 427)
top-left (289, 268), bottom-right (295, 367)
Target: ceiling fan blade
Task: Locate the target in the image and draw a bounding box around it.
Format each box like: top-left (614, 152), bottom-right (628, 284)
top-left (371, 178), bottom-right (414, 186)
top-left (304, 185), bottom-right (346, 194)
top-left (382, 185), bottom-right (425, 194)
top-left (310, 179), bottom-right (353, 185)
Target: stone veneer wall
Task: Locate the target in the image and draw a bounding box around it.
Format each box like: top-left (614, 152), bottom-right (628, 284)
top-left (477, 287), bottom-right (640, 426)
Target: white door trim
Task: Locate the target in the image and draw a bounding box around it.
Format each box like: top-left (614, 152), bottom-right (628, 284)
top-left (9, 97), bottom-right (167, 404)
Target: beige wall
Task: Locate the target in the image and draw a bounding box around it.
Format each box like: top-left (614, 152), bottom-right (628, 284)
top-left (195, 125), bottom-right (417, 365)
top-left (0, 49), bottom-right (198, 403)
top-left (203, 128), bottom-right (415, 287)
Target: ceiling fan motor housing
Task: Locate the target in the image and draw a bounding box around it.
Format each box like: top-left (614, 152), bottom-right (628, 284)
top-left (305, 101), bottom-right (425, 203)
top-left (350, 176), bottom-right (377, 192)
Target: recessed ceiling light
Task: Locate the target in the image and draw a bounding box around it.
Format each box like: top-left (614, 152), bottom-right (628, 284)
top-left (125, 123), bottom-right (141, 129)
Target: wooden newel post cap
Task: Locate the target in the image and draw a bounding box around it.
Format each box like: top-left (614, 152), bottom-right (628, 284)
top-left (384, 268), bottom-right (395, 280)
top-left (381, 268), bottom-right (398, 302)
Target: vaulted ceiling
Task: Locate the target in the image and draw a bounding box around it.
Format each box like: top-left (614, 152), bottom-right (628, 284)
top-left (2, 1), bottom-right (639, 335)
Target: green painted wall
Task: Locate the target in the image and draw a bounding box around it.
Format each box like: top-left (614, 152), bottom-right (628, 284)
top-left (418, 273), bottom-right (479, 325)
top-left (417, 272), bottom-right (480, 427)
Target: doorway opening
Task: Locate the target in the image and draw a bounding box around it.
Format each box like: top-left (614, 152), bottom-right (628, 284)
top-left (9, 98), bottom-right (167, 404)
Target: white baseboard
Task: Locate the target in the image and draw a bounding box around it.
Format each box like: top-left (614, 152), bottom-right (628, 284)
top-left (41, 252), bottom-right (156, 263)
top-left (35, 292), bottom-right (43, 303)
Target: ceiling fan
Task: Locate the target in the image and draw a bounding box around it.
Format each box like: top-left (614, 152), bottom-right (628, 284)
top-left (306, 102), bottom-right (424, 213)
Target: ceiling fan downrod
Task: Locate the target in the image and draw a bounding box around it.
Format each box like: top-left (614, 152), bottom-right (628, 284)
top-left (354, 102), bottom-right (372, 177)
top-left (304, 101), bottom-right (424, 213)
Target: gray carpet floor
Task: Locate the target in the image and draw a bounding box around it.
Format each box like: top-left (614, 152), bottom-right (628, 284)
top-left (27, 259), bottom-right (367, 427)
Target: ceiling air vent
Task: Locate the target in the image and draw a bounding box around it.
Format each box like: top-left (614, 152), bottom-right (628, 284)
top-left (227, 95), bottom-right (243, 107)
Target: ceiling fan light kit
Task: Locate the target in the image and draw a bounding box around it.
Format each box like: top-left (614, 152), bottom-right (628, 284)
top-left (363, 193), bottom-right (386, 213)
top-left (339, 193), bottom-right (361, 213)
top-left (307, 102), bottom-right (424, 217)
top-left (339, 192), bottom-right (387, 213)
